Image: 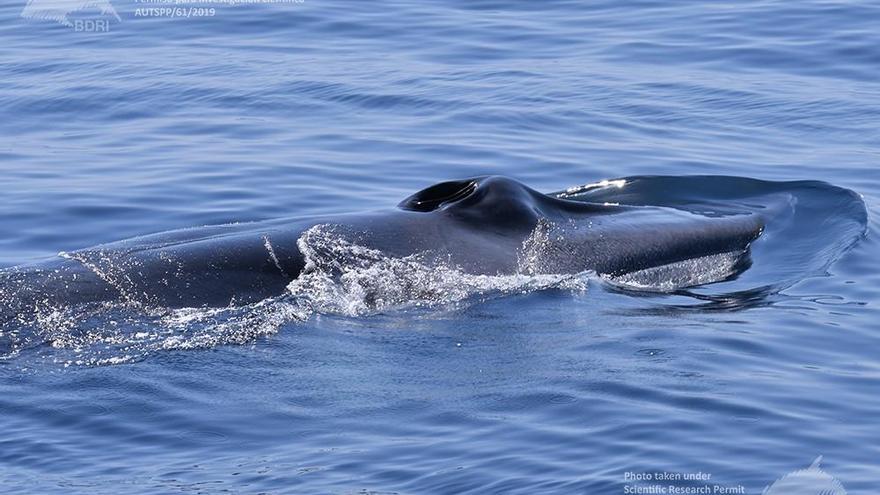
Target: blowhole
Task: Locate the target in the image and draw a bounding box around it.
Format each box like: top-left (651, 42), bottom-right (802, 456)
top-left (398, 179), bottom-right (477, 212)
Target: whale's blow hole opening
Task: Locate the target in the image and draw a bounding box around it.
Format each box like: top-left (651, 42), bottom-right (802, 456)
top-left (398, 179), bottom-right (477, 212)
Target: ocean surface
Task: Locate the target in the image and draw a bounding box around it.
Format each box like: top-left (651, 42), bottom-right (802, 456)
top-left (1, 0), bottom-right (879, 493)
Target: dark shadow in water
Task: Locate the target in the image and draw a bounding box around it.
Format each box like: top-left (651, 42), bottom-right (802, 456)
top-left (557, 175), bottom-right (868, 314)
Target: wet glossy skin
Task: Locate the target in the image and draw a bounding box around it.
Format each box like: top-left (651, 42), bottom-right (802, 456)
top-left (0, 176), bottom-right (763, 311)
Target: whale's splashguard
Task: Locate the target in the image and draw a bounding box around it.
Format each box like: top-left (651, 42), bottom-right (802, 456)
top-left (0, 176), bottom-right (867, 365)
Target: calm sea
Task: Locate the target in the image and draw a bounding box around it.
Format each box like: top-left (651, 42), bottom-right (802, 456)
top-left (1, 0), bottom-right (879, 493)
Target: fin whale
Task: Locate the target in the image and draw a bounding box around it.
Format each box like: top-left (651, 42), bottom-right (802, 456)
top-left (0, 176), bottom-right (765, 312)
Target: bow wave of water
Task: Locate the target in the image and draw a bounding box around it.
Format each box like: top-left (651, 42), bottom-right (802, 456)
top-left (0, 221), bottom-right (588, 366)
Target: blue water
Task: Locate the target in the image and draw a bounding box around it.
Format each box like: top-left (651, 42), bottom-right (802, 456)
top-left (2, 0), bottom-right (879, 493)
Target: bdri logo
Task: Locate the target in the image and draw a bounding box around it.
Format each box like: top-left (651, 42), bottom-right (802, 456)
top-left (763, 456), bottom-right (847, 495)
top-left (21, 0), bottom-right (121, 30)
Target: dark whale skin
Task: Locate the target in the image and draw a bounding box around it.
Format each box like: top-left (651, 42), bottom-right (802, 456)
top-left (0, 176), bottom-right (763, 310)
